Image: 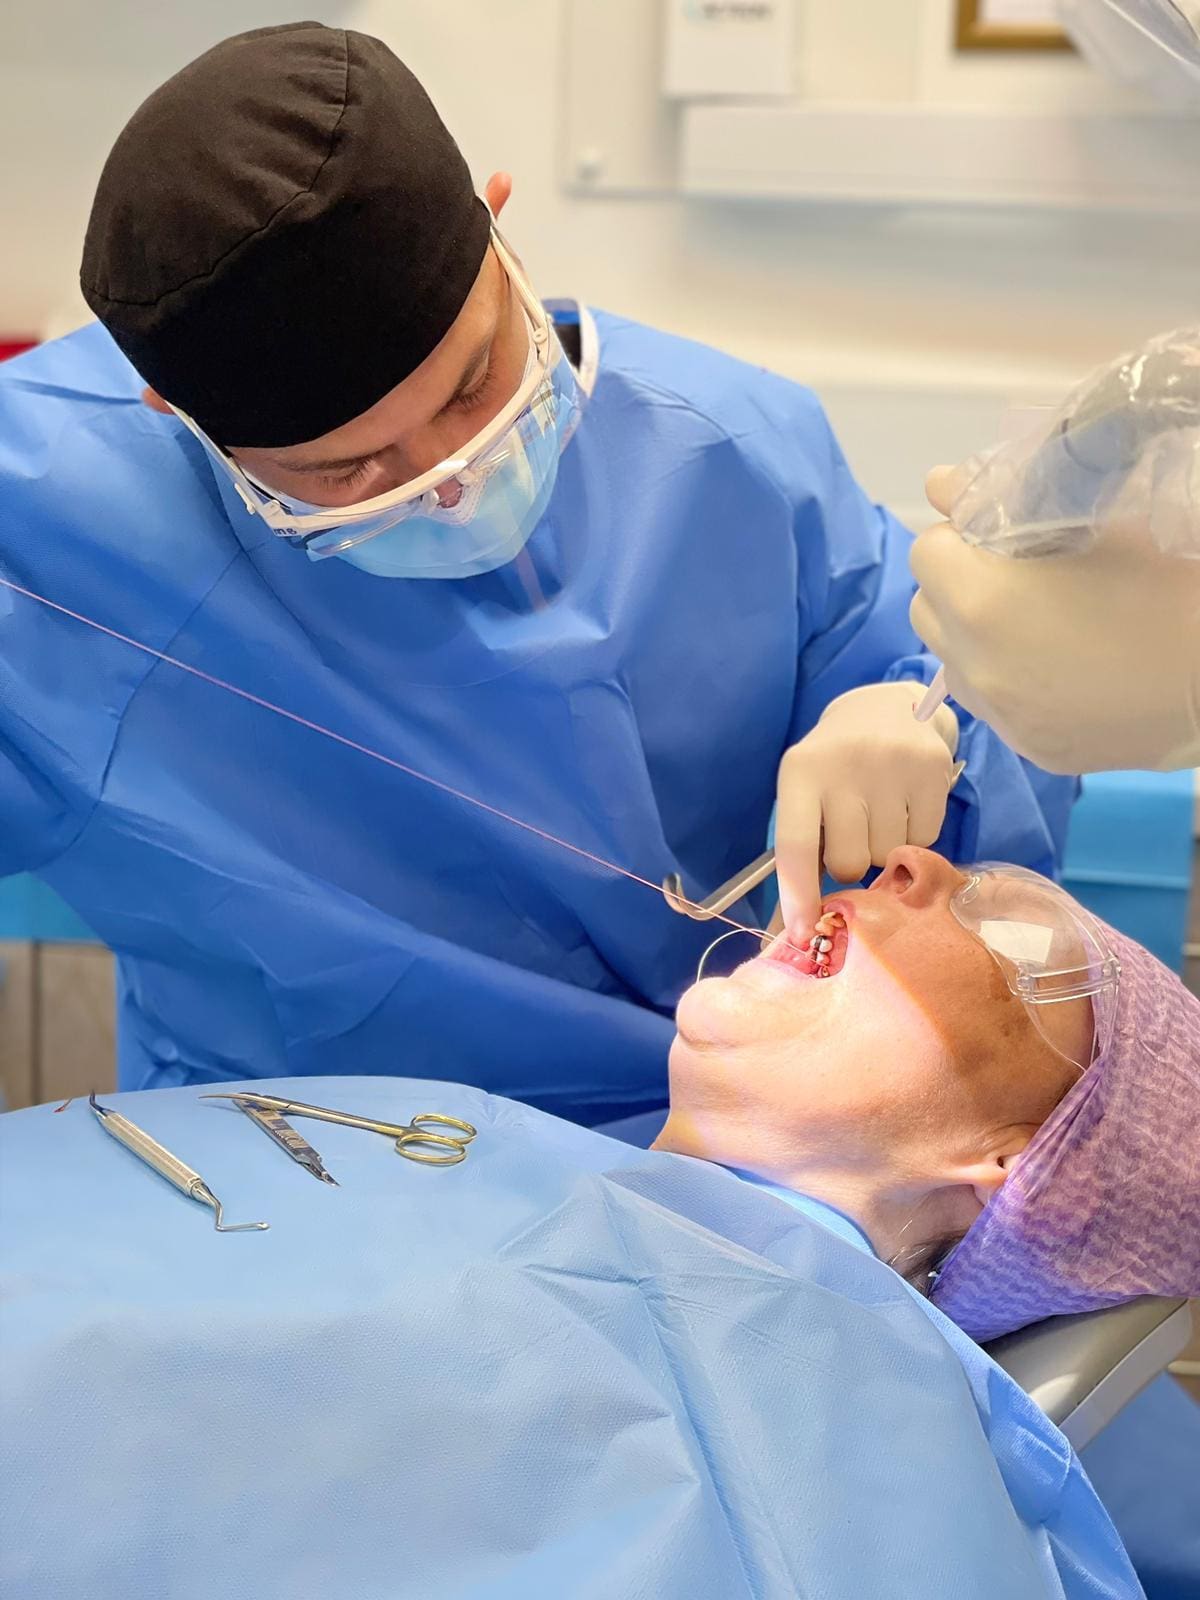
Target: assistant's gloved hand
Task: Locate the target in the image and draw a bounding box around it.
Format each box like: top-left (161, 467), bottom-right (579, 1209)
top-left (775, 682), bottom-right (960, 930)
top-left (911, 466), bottom-right (1200, 776)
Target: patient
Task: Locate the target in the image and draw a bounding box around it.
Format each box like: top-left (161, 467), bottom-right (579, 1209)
top-left (3, 850), bottom-right (1183, 1596)
top-left (653, 845), bottom-right (1200, 1341)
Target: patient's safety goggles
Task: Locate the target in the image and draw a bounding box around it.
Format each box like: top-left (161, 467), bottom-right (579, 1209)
top-left (172, 225), bottom-right (584, 559)
top-left (951, 863), bottom-right (1121, 1073)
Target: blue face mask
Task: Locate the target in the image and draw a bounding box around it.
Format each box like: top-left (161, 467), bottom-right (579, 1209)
top-left (296, 341), bottom-right (582, 580)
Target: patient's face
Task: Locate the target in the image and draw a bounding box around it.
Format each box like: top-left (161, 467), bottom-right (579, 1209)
top-left (663, 848), bottom-right (1091, 1183)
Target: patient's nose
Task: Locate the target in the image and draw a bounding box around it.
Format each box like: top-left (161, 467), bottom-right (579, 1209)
top-left (873, 846), bottom-right (965, 908)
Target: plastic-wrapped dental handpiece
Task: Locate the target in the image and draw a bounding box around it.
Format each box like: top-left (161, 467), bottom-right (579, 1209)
top-left (951, 329), bottom-right (1200, 559)
top-left (914, 328), bottom-right (1200, 727)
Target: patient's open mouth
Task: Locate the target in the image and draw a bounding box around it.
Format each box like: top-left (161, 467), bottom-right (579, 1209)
top-left (763, 906), bottom-right (850, 979)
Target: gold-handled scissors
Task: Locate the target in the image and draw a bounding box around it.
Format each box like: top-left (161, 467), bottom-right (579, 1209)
top-left (200, 1092), bottom-right (478, 1166)
top-left (663, 760), bottom-right (967, 921)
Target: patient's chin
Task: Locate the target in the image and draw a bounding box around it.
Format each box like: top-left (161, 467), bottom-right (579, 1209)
top-left (668, 1020), bottom-right (725, 1075)
top-left (673, 976), bottom-right (734, 1051)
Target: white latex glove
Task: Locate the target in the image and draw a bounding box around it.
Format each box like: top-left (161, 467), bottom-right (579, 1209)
top-left (911, 466), bottom-right (1200, 776)
top-left (775, 681), bottom-right (960, 931)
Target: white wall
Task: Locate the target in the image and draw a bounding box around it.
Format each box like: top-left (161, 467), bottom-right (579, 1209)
top-left (2, 0), bottom-right (1199, 518)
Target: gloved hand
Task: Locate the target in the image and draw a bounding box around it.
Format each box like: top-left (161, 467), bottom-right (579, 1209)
top-left (775, 681), bottom-right (960, 931)
top-left (911, 466), bottom-right (1200, 776)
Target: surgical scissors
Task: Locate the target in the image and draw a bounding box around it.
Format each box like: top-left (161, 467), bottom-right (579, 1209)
top-left (201, 1092), bottom-right (478, 1166)
top-left (663, 760), bottom-right (967, 921)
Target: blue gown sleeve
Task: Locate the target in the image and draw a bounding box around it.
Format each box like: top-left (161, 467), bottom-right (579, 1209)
top-left (777, 390), bottom-right (1078, 876)
top-left (0, 601), bottom-right (102, 881)
top-left (0, 343), bottom-right (147, 884)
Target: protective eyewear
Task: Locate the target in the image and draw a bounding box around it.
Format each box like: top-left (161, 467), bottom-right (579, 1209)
top-left (950, 862), bottom-right (1121, 1073)
top-left (171, 223), bottom-right (573, 547)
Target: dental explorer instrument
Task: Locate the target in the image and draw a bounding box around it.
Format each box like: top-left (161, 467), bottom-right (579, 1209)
top-left (229, 1095), bottom-right (339, 1184)
top-left (201, 1092), bottom-right (478, 1166)
top-left (88, 1092), bottom-right (269, 1232)
top-left (663, 760), bottom-right (966, 920)
top-left (915, 667), bottom-right (948, 724)
top-left (663, 849), bottom-right (777, 920)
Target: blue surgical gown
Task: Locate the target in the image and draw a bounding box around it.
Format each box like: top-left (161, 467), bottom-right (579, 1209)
top-left (0, 320), bottom-right (1075, 1120)
top-left (0, 1079), bottom-right (1140, 1600)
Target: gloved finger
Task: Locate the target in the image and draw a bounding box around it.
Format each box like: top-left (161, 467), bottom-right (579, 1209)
top-left (773, 784), bottom-right (825, 933)
top-left (908, 589), bottom-right (942, 654)
top-left (866, 790), bottom-right (909, 867)
top-left (820, 791), bottom-right (872, 884)
top-left (908, 588), bottom-right (946, 660)
top-left (906, 777), bottom-right (952, 849)
top-left (913, 523), bottom-right (1017, 630)
top-left (927, 700), bottom-right (961, 759)
top-left (923, 641), bottom-right (995, 731)
top-left (908, 521), bottom-right (974, 602)
top-left (925, 465), bottom-right (961, 518)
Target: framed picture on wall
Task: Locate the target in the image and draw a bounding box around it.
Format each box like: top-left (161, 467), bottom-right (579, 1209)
top-left (956, 0), bottom-right (1074, 50)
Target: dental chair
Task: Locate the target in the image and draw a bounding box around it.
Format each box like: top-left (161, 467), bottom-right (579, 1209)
top-left (985, 1297), bottom-right (1194, 1450)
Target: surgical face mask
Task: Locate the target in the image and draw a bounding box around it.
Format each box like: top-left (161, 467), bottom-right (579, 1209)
top-left (174, 226), bottom-right (586, 581)
top-left (288, 331), bottom-right (579, 580)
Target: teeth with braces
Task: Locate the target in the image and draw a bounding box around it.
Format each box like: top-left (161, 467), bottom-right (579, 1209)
top-left (805, 911), bottom-right (844, 978)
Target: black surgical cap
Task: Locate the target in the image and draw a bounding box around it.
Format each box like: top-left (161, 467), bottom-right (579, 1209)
top-left (80, 22), bottom-right (491, 446)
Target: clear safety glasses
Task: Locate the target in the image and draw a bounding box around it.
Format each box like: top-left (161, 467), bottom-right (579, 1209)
top-left (170, 223), bottom-right (579, 550)
top-left (950, 863), bottom-right (1121, 1073)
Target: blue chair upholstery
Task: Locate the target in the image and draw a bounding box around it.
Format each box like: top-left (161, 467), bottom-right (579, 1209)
top-left (0, 875), bottom-right (94, 942)
top-left (1061, 770), bottom-right (1194, 972)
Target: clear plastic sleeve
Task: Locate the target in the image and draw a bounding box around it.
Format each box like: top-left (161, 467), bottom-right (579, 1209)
top-left (948, 326), bottom-right (1200, 560)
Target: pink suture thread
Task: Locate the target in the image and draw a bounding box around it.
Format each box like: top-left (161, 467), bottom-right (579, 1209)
top-left (0, 575), bottom-right (792, 950)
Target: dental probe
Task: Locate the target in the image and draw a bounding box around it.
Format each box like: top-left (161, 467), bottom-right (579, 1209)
top-left (88, 1092), bottom-right (269, 1232)
top-left (914, 667), bottom-right (947, 724)
top-left (662, 849), bottom-right (777, 920)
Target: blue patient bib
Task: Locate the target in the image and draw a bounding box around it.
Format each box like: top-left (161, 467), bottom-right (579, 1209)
top-left (0, 1080), bottom-right (1139, 1599)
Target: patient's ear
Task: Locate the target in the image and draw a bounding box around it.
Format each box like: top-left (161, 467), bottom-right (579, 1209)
top-left (961, 1136), bottom-right (1032, 1207)
top-left (141, 386), bottom-right (173, 415)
